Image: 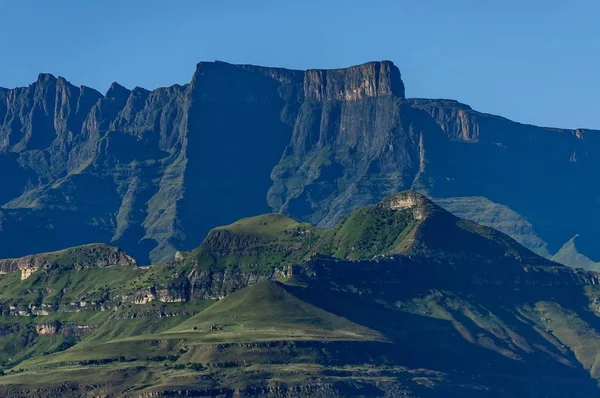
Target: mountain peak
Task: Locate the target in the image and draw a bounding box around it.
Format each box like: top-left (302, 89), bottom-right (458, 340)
top-left (36, 73), bottom-right (56, 83)
top-left (303, 60), bottom-right (405, 101)
top-left (183, 190), bottom-right (548, 269)
top-left (105, 81), bottom-right (130, 99)
top-left (552, 234), bottom-right (600, 270)
top-left (377, 190), bottom-right (434, 220)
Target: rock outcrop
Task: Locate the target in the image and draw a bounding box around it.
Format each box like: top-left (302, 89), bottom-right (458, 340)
top-left (0, 255), bottom-right (50, 280)
top-left (128, 266), bottom-right (292, 302)
top-left (0, 243), bottom-right (136, 280)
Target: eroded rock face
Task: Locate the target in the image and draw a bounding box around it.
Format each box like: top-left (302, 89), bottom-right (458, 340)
top-left (0, 255), bottom-right (50, 280)
top-left (24, 321), bottom-right (96, 337)
top-left (0, 61), bottom-right (405, 265)
top-left (127, 267), bottom-right (292, 303)
top-left (303, 61), bottom-right (404, 101)
top-left (0, 244), bottom-right (136, 280)
top-left (120, 257), bottom-right (600, 308)
top-left (2, 60), bottom-right (600, 267)
top-left (35, 322), bottom-right (59, 336)
top-left (379, 191), bottom-right (430, 221)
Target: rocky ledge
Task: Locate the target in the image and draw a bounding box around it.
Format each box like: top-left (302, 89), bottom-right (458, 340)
top-left (0, 244), bottom-right (136, 280)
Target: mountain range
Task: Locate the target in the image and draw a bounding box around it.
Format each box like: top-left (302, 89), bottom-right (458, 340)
top-left (2, 192), bottom-right (600, 396)
top-left (1, 60), bottom-right (599, 268)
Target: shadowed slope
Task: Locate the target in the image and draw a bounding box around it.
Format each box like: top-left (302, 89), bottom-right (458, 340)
top-left (169, 280), bottom-right (385, 342)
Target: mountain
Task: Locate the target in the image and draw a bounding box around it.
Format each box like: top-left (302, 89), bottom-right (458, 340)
top-left (2, 61), bottom-right (600, 266)
top-left (2, 192), bottom-right (600, 396)
top-left (183, 191), bottom-right (543, 268)
top-left (552, 234), bottom-right (600, 270)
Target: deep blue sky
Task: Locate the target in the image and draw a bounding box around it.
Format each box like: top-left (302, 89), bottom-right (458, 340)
top-left (0, 0), bottom-right (598, 129)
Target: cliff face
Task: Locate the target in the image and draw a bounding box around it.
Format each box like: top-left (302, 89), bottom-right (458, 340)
top-left (129, 267), bottom-right (290, 303)
top-left (1, 60), bottom-right (599, 266)
top-left (405, 100), bottom-right (600, 261)
top-left (271, 95), bottom-right (600, 264)
top-left (0, 61), bottom-right (404, 264)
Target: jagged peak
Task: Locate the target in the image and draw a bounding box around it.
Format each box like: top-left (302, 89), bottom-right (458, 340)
top-left (36, 73), bottom-right (57, 84)
top-left (105, 81), bottom-right (130, 99)
top-left (131, 86), bottom-right (150, 95)
top-left (78, 84), bottom-right (103, 98)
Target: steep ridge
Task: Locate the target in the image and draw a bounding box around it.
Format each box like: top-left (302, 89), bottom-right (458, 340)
top-left (2, 60), bottom-right (600, 267)
top-left (553, 234), bottom-right (600, 270)
top-left (184, 191), bottom-right (545, 267)
top-left (271, 96), bottom-right (600, 264)
top-left (0, 61), bottom-right (404, 264)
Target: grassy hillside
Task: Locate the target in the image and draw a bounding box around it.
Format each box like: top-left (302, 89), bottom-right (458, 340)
top-left (0, 191), bottom-right (596, 396)
top-left (185, 214), bottom-right (318, 272)
top-left (3, 275), bottom-right (600, 396)
top-left (169, 280), bottom-right (384, 342)
top-left (182, 191), bottom-right (544, 271)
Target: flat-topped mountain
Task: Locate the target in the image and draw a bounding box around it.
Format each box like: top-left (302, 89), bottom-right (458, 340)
top-left (1, 60), bottom-right (600, 268)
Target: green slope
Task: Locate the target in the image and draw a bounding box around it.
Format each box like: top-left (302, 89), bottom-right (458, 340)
top-left (182, 190), bottom-right (544, 270)
top-left (185, 213), bottom-right (318, 272)
top-left (0, 191), bottom-right (597, 396)
top-left (169, 280), bottom-right (384, 342)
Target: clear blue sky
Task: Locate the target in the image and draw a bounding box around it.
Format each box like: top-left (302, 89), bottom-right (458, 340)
top-left (1, 0), bottom-right (598, 129)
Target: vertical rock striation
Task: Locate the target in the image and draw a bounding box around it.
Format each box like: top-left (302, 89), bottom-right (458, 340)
top-left (1, 60), bottom-right (600, 266)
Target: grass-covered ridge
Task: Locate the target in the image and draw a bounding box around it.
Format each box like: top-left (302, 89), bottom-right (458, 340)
top-left (40, 243), bottom-right (137, 268)
top-left (183, 201), bottom-right (418, 271)
top-left (186, 213), bottom-right (319, 272)
top-left (182, 190), bottom-right (542, 271)
top-left (0, 243), bottom-right (137, 283)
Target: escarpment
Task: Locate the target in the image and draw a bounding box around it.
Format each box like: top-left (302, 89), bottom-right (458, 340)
top-left (2, 60), bottom-right (600, 268)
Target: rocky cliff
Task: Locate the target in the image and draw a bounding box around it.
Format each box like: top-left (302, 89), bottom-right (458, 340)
top-left (1, 60), bottom-right (599, 267)
top-left (0, 243), bottom-right (135, 280)
top-left (0, 61), bottom-right (404, 264)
